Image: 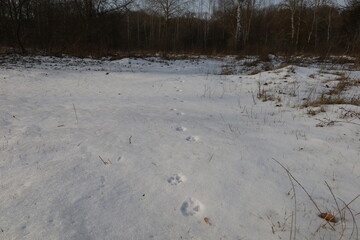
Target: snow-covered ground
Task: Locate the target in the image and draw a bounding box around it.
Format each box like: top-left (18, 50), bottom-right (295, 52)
top-left (0, 55), bottom-right (359, 240)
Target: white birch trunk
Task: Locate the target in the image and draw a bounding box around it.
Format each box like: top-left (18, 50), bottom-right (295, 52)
top-left (235, 0), bottom-right (244, 50)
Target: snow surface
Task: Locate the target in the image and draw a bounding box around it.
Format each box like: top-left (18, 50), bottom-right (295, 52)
top-left (0, 55), bottom-right (359, 240)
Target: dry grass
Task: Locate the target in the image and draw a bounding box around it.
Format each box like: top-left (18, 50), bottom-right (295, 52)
top-left (309, 74), bottom-right (315, 78)
top-left (355, 57), bottom-right (360, 68)
top-left (256, 80), bottom-right (282, 103)
top-left (220, 64), bottom-right (236, 75)
top-left (328, 75), bottom-right (350, 95)
top-left (244, 60), bottom-right (260, 68)
top-left (307, 106), bottom-right (326, 116)
top-left (303, 73), bottom-right (360, 109)
top-left (257, 89), bottom-right (281, 102)
top-left (276, 63), bottom-right (290, 69)
top-left (263, 62), bottom-right (274, 71)
top-left (273, 158), bottom-right (360, 240)
top-left (339, 107), bottom-right (360, 120)
top-left (249, 69), bottom-right (262, 75)
top-left (304, 94), bottom-right (360, 107)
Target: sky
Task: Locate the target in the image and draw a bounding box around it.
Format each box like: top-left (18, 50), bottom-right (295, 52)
top-left (134, 0), bottom-right (348, 15)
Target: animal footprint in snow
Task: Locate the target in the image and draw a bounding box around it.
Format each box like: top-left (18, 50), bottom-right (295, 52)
top-left (168, 174), bottom-right (186, 185)
top-left (176, 112), bottom-right (185, 116)
top-left (176, 89), bottom-right (183, 92)
top-left (176, 126), bottom-right (187, 132)
top-left (186, 136), bottom-right (199, 142)
top-left (181, 198), bottom-right (203, 216)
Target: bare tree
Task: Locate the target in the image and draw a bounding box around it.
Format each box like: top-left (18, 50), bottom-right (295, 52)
top-left (73, 0), bottom-right (135, 19)
top-left (145, 0), bottom-right (191, 50)
top-left (283, 0), bottom-right (301, 44)
top-left (216, 0), bottom-right (253, 51)
top-left (1, 0), bottom-right (32, 53)
top-left (235, 0), bottom-right (245, 50)
top-left (326, 0), bottom-right (334, 43)
top-left (196, 0), bottom-right (216, 49)
top-left (146, 0), bottom-right (190, 22)
top-left (295, 0), bottom-right (304, 47)
top-left (243, 0), bottom-right (257, 47)
top-left (307, 0), bottom-right (320, 46)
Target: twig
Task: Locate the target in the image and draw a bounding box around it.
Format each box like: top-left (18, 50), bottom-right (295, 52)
top-left (325, 181), bottom-right (345, 238)
top-left (339, 107), bottom-right (360, 120)
top-left (339, 198), bottom-right (359, 240)
top-left (99, 155), bottom-right (110, 165)
top-left (219, 114), bottom-right (234, 132)
top-left (336, 195), bottom-right (360, 219)
top-left (272, 159), bottom-right (340, 232)
top-left (208, 153), bottom-right (214, 163)
top-left (325, 181), bottom-right (342, 218)
top-left (251, 91), bottom-right (257, 105)
top-left (73, 103), bottom-right (78, 124)
top-left (315, 118), bottom-right (360, 127)
top-left (272, 158), bottom-right (322, 214)
top-left (315, 118), bottom-right (335, 127)
top-left (316, 194), bottom-right (360, 232)
top-left (287, 171), bottom-right (297, 240)
top-left (273, 158), bottom-right (339, 233)
top-left (290, 211), bottom-right (294, 240)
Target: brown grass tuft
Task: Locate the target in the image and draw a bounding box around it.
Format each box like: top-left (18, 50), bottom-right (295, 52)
top-left (304, 73), bottom-right (360, 108)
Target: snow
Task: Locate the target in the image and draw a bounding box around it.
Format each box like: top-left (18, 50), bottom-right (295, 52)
top-left (0, 55), bottom-right (359, 240)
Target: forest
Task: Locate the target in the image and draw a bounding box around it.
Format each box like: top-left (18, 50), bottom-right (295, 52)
top-left (0, 0), bottom-right (359, 56)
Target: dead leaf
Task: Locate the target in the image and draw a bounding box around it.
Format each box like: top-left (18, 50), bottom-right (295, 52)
top-left (319, 213), bottom-right (337, 223)
top-left (204, 217), bottom-right (211, 226)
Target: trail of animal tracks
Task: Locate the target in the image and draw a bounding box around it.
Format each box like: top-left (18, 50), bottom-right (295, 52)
top-left (0, 55), bottom-right (359, 240)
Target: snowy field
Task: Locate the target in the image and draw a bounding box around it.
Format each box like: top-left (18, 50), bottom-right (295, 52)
top-left (0, 54), bottom-right (359, 240)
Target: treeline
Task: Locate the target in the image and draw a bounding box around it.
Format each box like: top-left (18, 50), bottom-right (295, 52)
top-left (0, 0), bottom-right (359, 56)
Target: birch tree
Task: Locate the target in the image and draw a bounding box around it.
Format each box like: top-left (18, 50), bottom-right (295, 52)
top-left (216, 0), bottom-right (249, 50)
top-left (283, 0), bottom-right (301, 44)
top-left (243, 0), bottom-right (256, 46)
top-left (307, 0), bottom-right (322, 46)
top-left (235, 0), bottom-right (245, 50)
top-left (326, 0), bottom-right (334, 43)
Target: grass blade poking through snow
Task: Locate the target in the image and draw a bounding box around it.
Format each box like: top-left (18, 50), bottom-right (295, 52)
top-left (272, 158), bottom-right (322, 214)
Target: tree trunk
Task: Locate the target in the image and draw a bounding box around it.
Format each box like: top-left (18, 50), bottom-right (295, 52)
top-left (127, 13), bottom-right (130, 51)
top-left (291, 11), bottom-right (295, 43)
top-left (295, 0), bottom-right (302, 48)
top-left (244, 0), bottom-right (254, 46)
top-left (235, 0), bottom-right (243, 51)
top-left (10, 0), bottom-right (28, 53)
top-left (327, 7), bottom-right (332, 43)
